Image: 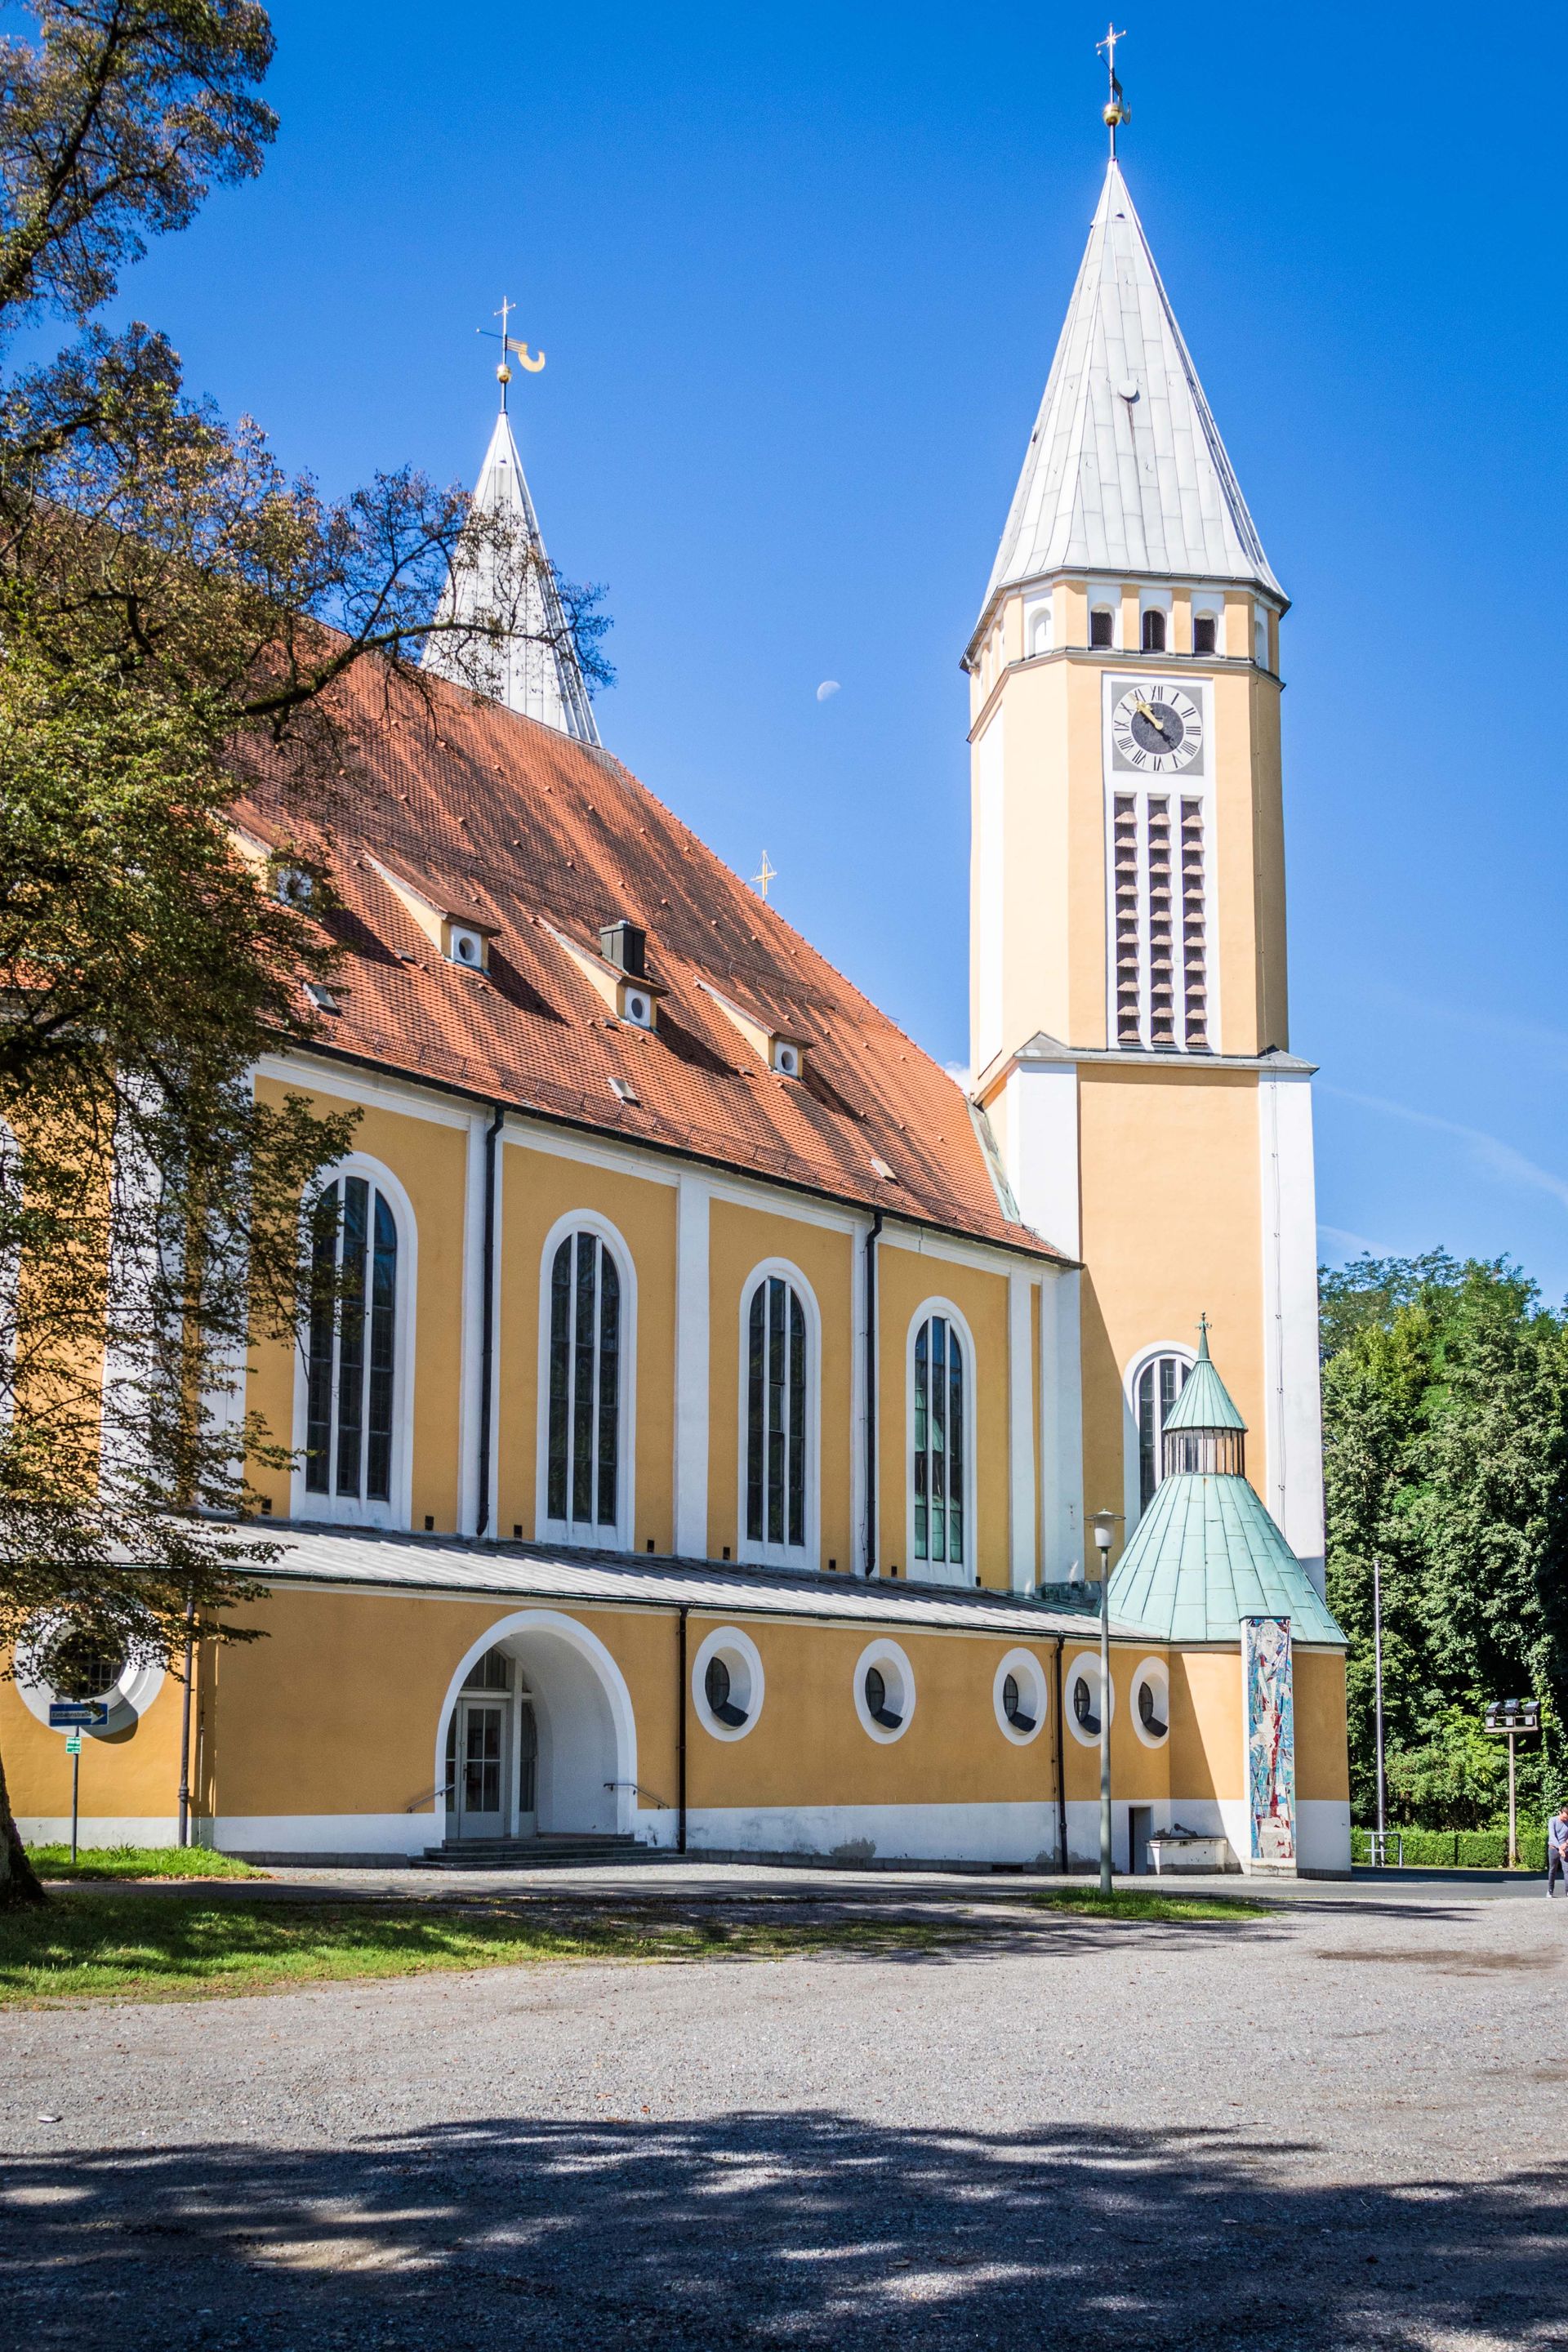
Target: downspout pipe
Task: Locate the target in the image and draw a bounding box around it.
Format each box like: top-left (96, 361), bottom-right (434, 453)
top-left (475, 1104), bottom-right (506, 1539)
top-left (176, 1597), bottom-right (195, 1848)
top-left (1054, 1635), bottom-right (1067, 1874)
top-left (677, 1606), bottom-right (688, 1855)
top-left (863, 1209), bottom-right (884, 1576)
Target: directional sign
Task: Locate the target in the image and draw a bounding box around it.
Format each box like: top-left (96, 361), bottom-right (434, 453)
top-left (48, 1702), bottom-right (107, 1728)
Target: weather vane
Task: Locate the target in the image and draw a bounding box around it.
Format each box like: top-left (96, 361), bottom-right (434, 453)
top-left (1097, 24), bottom-right (1129, 157)
top-left (479, 296), bottom-right (546, 409)
top-left (751, 851), bottom-right (777, 902)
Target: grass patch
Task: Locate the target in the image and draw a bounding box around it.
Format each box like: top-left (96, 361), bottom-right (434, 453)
top-left (0, 1895), bottom-right (961, 2005)
top-left (1033, 1887), bottom-right (1267, 1923)
top-left (28, 1843), bottom-right (268, 1882)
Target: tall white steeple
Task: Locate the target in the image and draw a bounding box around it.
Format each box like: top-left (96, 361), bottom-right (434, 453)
top-left (982, 158), bottom-right (1281, 618)
top-left (425, 341), bottom-right (600, 746)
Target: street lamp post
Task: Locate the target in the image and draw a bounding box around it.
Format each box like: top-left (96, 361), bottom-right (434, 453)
top-left (1482, 1698), bottom-right (1541, 1869)
top-left (1090, 1510), bottom-right (1123, 1896)
top-left (1372, 1553), bottom-right (1386, 1845)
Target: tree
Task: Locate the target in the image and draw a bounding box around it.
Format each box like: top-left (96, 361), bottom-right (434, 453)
top-left (0, 4), bottom-right (610, 1904)
top-left (1321, 1254), bottom-right (1568, 1832)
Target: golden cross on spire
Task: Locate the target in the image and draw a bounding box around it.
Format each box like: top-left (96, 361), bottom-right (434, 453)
top-left (1097, 23), bottom-right (1129, 156)
top-left (480, 296), bottom-right (546, 410)
top-left (751, 851), bottom-right (777, 902)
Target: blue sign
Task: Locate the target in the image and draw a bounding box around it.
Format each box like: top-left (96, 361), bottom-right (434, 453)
top-left (48, 1702), bottom-right (107, 1727)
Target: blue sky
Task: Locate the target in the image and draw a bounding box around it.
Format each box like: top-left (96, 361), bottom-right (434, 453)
top-left (96, 2), bottom-right (1568, 1299)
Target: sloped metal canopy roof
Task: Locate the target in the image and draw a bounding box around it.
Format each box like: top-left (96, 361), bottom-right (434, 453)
top-left (1163, 1321), bottom-right (1246, 1433)
top-left (1107, 1473), bottom-right (1345, 1648)
top-left (982, 160), bottom-right (1283, 617)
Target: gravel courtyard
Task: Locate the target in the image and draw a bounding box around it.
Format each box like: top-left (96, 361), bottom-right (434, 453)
top-left (3, 1872), bottom-right (1566, 2351)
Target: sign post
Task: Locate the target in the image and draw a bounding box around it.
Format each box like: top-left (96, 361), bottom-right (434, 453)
top-left (1483, 1699), bottom-right (1541, 1869)
top-left (64, 1732), bottom-right (82, 1861)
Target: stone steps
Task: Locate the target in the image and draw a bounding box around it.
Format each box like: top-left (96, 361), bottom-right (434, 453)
top-left (416, 1833), bottom-right (663, 1872)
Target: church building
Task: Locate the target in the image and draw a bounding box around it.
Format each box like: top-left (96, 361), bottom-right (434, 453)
top-left (7, 124), bottom-right (1351, 1877)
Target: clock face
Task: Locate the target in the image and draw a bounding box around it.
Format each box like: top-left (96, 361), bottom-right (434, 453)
top-left (1112, 684), bottom-right (1204, 773)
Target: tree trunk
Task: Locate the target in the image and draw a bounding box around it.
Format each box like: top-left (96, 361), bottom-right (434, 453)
top-left (0, 1735), bottom-right (47, 1906)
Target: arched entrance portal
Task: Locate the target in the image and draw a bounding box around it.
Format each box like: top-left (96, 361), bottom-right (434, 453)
top-left (436, 1610), bottom-right (638, 1846)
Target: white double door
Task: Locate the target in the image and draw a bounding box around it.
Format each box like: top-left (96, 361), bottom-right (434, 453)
top-left (450, 1695), bottom-right (537, 1841)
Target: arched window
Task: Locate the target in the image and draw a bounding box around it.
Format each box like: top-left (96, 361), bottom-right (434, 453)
top-left (1029, 608), bottom-right (1052, 657)
top-left (912, 1312), bottom-right (967, 1573)
top-left (1192, 612), bottom-right (1218, 657)
top-left (1141, 608), bottom-right (1167, 653)
top-left (1136, 1352), bottom-right (1192, 1512)
top-left (546, 1229), bottom-right (622, 1535)
top-left (305, 1174), bottom-right (399, 1504)
top-left (1089, 606), bottom-right (1115, 649)
top-left (745, 1272), bottom-right (808, 1558)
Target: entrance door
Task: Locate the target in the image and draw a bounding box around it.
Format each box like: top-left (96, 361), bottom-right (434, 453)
top-left (1129, 1806), bottom-right (1152, 1875)
top-left (454, 1699), bottom-right (506, 1838)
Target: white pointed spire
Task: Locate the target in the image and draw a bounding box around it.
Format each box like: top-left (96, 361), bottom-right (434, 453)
top-left (983, 161), bottom-right (1282, 614)
top-left (425, 403), bottom-right (601, 746)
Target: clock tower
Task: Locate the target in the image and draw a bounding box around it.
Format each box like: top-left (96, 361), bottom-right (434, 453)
top-left (967, 149), bottom-right (1325, 1592)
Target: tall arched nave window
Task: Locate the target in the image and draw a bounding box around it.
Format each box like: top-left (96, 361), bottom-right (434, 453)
top-left (911, 1309), bottom-right (968, 1576)
top-left (742, 1268), bottom-right (814, 1564)
top-left (305, 1174), bottom-right (400, 1505)
top-left (545, 1227), bottom-right (625, 1539)
top-left (1136, 1352), bottom-right (1192, 1513)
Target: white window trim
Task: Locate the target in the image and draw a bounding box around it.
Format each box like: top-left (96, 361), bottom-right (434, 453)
top-left (736, 1257), bottom-right (822, 1571)
top-left (1064, 1649), bottom-right (1115, 1747)
top-left (1129, 1655), bottom-right (1171, 1748)
top-left (291, 1152), bottom-right (419, 1531)
top-left (534, 1209), bottom-right (639, 1554)
top-left (691, 1624), bottom-right (765, 1743)
top-left (993, 1646), bottom-right (1049, 1746)
top-left (853, 1637), bottom-right (915, 1744)
top-left (903, 1294), bottom-right (978, 1588)
top-left (1121, 1342), bottom-right (1199, 1533)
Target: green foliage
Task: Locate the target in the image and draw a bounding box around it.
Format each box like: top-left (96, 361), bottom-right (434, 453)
top-left (1322, 1252), bottom-right (1568, 1833)
top-left (1350, 1826), bottom-right (1548, 1872)
top-left (26, 1842), bottom-right (265, 1879)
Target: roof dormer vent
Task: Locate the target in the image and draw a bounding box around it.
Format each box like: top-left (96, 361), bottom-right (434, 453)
top-left (599, 918), bottom-right (647, 978)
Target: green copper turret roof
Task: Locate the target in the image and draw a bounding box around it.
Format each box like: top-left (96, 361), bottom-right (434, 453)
top-left (1162, 1319), bottom-right (1246, 1433)
top-left (1109, 1471), bottom-right (1344, 1646)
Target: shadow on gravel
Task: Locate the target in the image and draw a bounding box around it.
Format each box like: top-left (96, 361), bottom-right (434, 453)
top-left (7, 2109), bottom-right (1566, 2351)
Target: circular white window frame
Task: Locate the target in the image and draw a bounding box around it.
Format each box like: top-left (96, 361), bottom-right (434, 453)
top-left (14, 1646), bottom-right (165, 1737)
top-left (691, 1625), bottom-right (764, 1743)
top-left (993, 1647), bottom-right (1049, 1745)
top-left (1064, 1650), bottom-right (1115, 1748)
top-left (1129, 1656), bottom-right (1171, 1748)
top-left (853, 1637), bottom-right (915, 1744)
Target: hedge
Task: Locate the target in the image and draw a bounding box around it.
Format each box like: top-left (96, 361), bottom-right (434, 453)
top-left (1351, 1826), bottom-right (1548, 1871)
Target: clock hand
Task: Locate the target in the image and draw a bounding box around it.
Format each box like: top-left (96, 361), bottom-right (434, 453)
top-left (1134, 695), bottom-right (1174, 740)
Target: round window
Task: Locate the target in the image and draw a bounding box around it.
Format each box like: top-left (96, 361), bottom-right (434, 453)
top-left (704, 1654), bottom-right (746, 1729)
top-left (1130, 1659), bottom-right (1170, 1747)
top-left (1002, 1673), bottom-right (1034, 1733)
top-left (1066, 1655), bottom-right (1113, 1746)
top-left (46, 1632), bottom-right (126, 1703)
top-left (692, 1627), bottom-right (764, 1741)
top-left (864, 1664), bottom-right (900, 1730)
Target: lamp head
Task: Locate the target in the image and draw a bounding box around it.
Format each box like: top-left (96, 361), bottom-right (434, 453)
top-left (1090, 1509), bottom-right (1120, 1556)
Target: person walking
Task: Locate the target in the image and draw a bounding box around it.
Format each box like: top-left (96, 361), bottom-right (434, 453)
top-left (1548, 1804), bottom-right (1568, 1898)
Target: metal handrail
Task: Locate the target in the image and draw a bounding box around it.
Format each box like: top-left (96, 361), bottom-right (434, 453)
top-left (1368, 1829), bottom-right (1404, 1869)
top-left (606, 1779), bottom-right (672, 1809)
top-left (404, 1780), bottom-right (456, 1815)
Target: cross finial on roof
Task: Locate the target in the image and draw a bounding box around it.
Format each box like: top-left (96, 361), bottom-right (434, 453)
top-left (751, 850), bottom-right (777, 902)
top-left (479, 296), bottom-right (546, 412)
top-left (1196, 1312), bottom-right (1211, 1360)
top-left (1096, 24), bottom-right (1129, 156)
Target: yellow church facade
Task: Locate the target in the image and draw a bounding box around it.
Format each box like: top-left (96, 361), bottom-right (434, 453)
top-left (6, 145), bottom-right (1352, 1877)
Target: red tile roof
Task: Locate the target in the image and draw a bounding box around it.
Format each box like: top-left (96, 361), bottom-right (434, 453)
top-left (235, 664), bottom-right (1060, 1260)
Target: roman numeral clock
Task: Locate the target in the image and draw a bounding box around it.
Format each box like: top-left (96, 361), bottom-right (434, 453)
top-left (1111, 681), bottom-right (1205, 773)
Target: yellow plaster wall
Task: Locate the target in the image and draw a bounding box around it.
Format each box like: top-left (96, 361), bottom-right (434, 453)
top-left (1076, 1064), bottom-right (1263, 1549)
top-left (1059, 1646), bottom-right (1174, 1803)
top-left (707, 1200), bottom-right (853, 1569)
top-left (1169, 1646), bottom-right (1244, 1803)
top-left (496, 1143), bottom-right (677, 1550)
top-left (1, 1674), bottom-right (185, 1822)
top-left (248, 1080), bottom-right (470, 1531)
top-left (1294, 1648), bottom-right (1351, 1802)
top-left (873, 1241), bottom-right (1012, 1587)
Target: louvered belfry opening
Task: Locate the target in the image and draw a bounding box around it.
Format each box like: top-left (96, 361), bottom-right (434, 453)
top-left (1162, 1425), bottom-right (1245, 1478)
